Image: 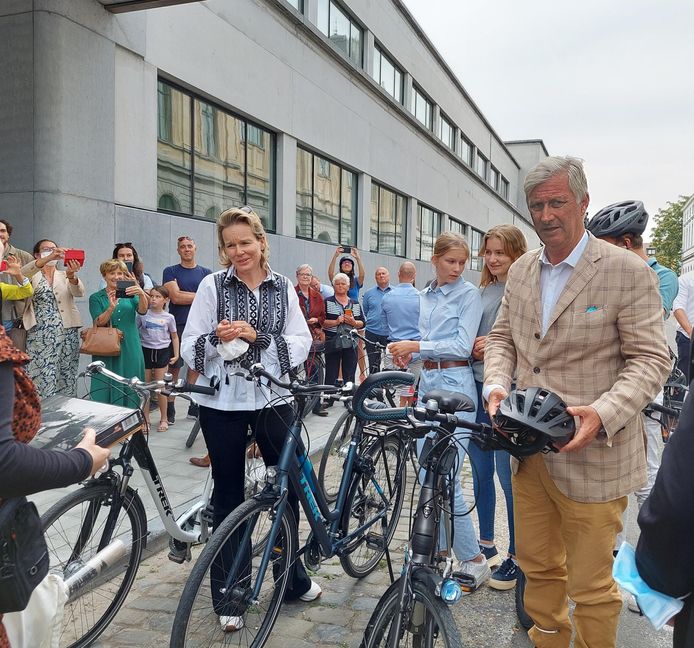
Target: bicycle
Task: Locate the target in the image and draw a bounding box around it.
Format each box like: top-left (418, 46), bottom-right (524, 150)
top-left (170, 365), bottom-right (410, 648)
top-left (318, 331), bottom-right (417, 504)
top-left (40, 361), bottom-right (231, 648)
top-left (356, 372), bottom-right (503, 648)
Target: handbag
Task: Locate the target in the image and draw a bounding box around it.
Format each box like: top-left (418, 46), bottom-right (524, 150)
top-left (0, 496), bottom-right (49, 613)
top-left (7, 319), bottom-right (27, 353)
top-left (79, 324), bottom-right (123, 357)
top-left (325, 323), bottom-right (357, 354)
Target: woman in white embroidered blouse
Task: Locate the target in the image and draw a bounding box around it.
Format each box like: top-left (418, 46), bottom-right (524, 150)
top-left (181, 207), bottom-right (317, 632)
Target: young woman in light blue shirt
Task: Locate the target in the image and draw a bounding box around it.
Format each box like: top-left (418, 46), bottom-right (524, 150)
top-left (389, 232), bottom-right (490, 590)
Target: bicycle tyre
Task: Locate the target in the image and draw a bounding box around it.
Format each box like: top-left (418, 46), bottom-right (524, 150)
top-left (295, 351), bottom-right (325, 418)
top-left (362, 576), bottom-right (463, 648)
top-left (171, 496), bottom-right (297, 648)
top-left (41, 482), bottom-right (147, 648)
top-left (515, 567), bottom-right (534, 631)
top-left (185, 417), bottom-right (201, 448)
top-left (318, 409), bottom-right (355, 504)
top-left (340, 434), bottom-right (407, 578)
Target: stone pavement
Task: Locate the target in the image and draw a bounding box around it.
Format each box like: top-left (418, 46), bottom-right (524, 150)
top-left (33, 400), bottom-right (672, 647)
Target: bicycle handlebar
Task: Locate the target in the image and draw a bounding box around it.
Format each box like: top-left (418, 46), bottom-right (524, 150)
top-left (646, 401), bottom-right (681, 418)
top-left (85, 361), bottom-right (217, 397)
top-left (351, 371), bottom-right (413, 422)
top-left (245, 363), bottom-right (348, 396)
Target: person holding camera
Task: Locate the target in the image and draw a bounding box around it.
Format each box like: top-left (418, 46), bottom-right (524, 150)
top-left (20, 240), bottom-right (86, 398)
top-left (88, 259), bottom-right (147, 407)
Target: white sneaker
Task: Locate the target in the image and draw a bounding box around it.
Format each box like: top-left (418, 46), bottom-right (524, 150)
top-left (453, 557), bottom-right (491, 591)
top-left (298, 579), bottom-right (322, 602)
top-left (219, 615), bottom-right (244, 632)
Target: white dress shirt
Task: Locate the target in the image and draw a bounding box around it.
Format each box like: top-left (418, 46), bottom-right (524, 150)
top-left (672, 271), bottom-right (694, 336)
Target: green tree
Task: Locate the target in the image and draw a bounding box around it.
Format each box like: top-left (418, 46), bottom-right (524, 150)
top-left (650, 195), bottom-right (690, 274)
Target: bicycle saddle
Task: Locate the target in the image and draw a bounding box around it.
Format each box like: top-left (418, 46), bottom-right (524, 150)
top-left (422, 390), bottom-right (476, 414)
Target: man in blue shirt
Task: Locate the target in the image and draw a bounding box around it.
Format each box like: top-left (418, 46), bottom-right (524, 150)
top-left (382, 262), bottom-right (421, 405)
top-left (361, 267), bottom-right (391, 374)
top-left (163, 236), bottom-right (212, 426)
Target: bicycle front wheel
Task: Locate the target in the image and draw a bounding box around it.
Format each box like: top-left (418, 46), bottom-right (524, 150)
top-left (340, 434), bottom-right (407, 578)
top-left (41, 482), bottom-right (147, 648)
top-left (362, 577), bottom-right (462, 648)
top-left (318, 409), bottom-right (355, 504)
top-left (171, 496), bottom-right (297, 648)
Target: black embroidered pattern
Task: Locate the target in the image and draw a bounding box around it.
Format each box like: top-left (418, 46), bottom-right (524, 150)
top-left (193, 334), bottom-right (208, 374)
top-left (215, 269), bottom-right (292, 371)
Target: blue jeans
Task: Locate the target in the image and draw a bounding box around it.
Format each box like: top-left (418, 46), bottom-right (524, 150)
top-left (417, 366), bottom-right (481, 562)
top-left (466, 381), bottom-right (515, 555)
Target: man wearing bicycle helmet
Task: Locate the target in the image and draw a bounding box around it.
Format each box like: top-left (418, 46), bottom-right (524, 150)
top-left (587, 202), bottom-right (678, 511)
top-left (484, 157), bottom-right (671, 648)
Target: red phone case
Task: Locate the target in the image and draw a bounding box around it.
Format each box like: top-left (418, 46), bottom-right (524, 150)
top-left (63, 249), bottom-right (85, 267)
top-left (0, 260), bottom-right (7, 272)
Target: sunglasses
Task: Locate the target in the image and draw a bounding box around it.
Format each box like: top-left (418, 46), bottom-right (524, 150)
top-left (178, 236), bottom-right (194, 243)
top-left (115, 242), bottom-right (133, 248)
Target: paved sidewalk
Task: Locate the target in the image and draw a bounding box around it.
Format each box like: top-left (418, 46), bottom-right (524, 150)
top-left (33, 400), bottom-right (671, 647)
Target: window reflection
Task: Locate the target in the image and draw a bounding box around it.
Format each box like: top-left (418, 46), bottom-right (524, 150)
top-left (157, 81), bottom-right (192, 215)
top-left (370, 183), bottom-right (407, 256)
top-left (416, 205), bottom-right (442, 261)
top-left (295, 148), bottom-right (356, 245)
top-left (157, 80), bottom-right (275, 229)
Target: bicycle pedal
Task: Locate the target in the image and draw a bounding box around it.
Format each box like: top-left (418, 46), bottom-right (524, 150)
top-left (201, 504), bottom-right (214, 525)
top-left (365, 532), bottom-right (385, 550)
top-left (168, 538), bottom-right (192, 564)
top-left (452, 573), bottom-right (477, 595)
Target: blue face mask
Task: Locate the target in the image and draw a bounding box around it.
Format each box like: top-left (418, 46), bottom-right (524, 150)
top-left (613, 542), bottom-right (685, 630)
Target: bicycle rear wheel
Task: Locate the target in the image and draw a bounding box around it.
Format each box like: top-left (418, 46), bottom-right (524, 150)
top-left (318, 410), bottom-right (355, 504)
top-left (362, 577), bottom-right (462, 648)
top-left (41, 482), bottom-right (147, 648)
top-left (186, 418), bottom-right (201, 448)
top-left (294, 350), bottom-right (325, 418)
top-left (171, 496), bottom-right (297, 648)
top-left (340, 434), bottom-right (407, 578)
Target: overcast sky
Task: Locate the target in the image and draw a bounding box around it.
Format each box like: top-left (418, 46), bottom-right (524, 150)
top-left (403, 0), bottom-right (694, 237)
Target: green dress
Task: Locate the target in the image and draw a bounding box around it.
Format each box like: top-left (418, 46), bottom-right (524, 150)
top-left (88, 290), bottom-right (145, 408)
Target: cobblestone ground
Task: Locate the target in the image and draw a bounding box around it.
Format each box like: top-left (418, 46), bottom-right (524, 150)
top-left (89, 440), bottom-right (670, 648)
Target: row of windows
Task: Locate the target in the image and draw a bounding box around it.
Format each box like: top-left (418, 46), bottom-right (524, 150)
top-left (285, 0), bottom-right (513, 204)
top-left (157, 79), bottom-right (500, 266)
top-left (157, 81), bottom-right (275, 228)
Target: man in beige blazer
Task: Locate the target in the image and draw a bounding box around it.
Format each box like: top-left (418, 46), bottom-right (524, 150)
top-left (484, 156), bottom-right (670, 648)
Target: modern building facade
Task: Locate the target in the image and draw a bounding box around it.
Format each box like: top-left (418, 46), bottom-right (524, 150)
top-left (681, 194), bottom-right (694, 273)
top-left (1, 0), bottom-right (546, 309)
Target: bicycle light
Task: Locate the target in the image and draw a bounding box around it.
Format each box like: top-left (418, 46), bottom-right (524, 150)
top-left (439, 578), bottom-right (462, 604)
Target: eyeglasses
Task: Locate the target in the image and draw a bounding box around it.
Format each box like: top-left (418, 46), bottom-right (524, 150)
top-left (115, 242), bottom-right (133, 248)
top-left (177, 236), bottom-right (194, 243)
top-left (297, 273), bottom-right (312, 278)
top-left (528, 199), bottom-right (570, 214)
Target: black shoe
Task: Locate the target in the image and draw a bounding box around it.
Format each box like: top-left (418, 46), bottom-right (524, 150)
top-left (187, 402), bottom-right (199, 420)
top-left (167, 402), bottom-right (176, 425)
top-left (312, 408), bottom-right (329, 417)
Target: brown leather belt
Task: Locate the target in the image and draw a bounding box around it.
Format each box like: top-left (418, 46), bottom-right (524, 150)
top-left (422, 360), bottom-right (470, 370)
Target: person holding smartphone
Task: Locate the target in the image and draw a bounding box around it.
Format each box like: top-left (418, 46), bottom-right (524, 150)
top-left (110, 243), bottom-right (153, 293)
top-left (20, 240), bottom-right (85, 397)
top-left (89, 259), bottom-right (147, 408)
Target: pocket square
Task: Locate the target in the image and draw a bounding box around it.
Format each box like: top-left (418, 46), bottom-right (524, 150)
top-left (585, 305), bottom-right (602, 313)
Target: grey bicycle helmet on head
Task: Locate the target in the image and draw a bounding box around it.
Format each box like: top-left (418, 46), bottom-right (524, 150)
top-left (492, 387), bottom-right (576, 456)
top-left (586, 200), bottom-right (649, 238)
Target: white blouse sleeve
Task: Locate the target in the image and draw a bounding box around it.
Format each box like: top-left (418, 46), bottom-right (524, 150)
top-left (181, 273), bottom-right (223, 378)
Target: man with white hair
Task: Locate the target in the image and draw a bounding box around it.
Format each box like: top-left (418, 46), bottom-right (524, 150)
top-left (484, 156), bottom-right (670, 648)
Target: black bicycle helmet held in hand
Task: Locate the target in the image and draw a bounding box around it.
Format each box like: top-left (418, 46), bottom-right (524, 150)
top-left (492, 387), bottom-right (576, 456)
top-left (586, 200), bottom-right (649, 238)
